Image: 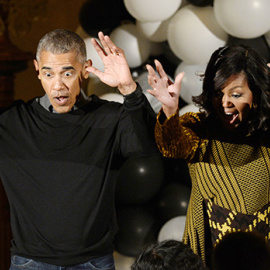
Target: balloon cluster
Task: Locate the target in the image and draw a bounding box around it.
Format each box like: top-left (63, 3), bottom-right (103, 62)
top-left (79, 0), bottom-right (270, 114)
top-left (114, 154), bottom-right (191, 258)
top-left (78, 0), bottom-right (270, 262)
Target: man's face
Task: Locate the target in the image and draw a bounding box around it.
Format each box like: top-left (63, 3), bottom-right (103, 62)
top-left (34, 51), bottom-right (89, 113)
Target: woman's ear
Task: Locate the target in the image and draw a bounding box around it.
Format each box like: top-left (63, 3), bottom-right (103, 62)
top-left (83, 59), bottom-right (92, 79)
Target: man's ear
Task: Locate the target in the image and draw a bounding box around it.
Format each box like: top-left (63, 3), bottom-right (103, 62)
top-left (83, 59), bottom-right (92, 79)
top-left (33, 59), bottom-right (41, 79)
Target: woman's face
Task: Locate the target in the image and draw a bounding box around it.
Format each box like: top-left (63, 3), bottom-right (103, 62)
top-left (212, 73), bottom-right (253, 130)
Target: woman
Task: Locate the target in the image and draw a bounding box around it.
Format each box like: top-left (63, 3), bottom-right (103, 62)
top-left (146, 45), bottom-right (270, 265)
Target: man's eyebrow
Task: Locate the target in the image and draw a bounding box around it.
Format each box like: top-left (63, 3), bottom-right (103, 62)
top-left (41, 66), bottom-right (51, 70)
top-left (62, 66), bottom-right (75, 70)
top-left (41, 66), bottom-right (75, 70)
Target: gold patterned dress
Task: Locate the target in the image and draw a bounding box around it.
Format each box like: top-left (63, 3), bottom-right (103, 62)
top-left (155, 110), bottom-right (270, 263)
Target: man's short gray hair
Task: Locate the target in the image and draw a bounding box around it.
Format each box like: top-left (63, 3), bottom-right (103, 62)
top-left (36, 29), bottom-right (87, 64)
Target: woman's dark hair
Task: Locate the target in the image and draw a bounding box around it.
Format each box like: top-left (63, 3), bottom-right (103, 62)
top-left (131, 239), bottom-right (206, 270)
top-left (192, 45), bottom-right (270, 135)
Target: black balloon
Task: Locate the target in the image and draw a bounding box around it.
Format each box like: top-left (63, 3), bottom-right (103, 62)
top-left (157, 182), bottom-right (191, 222)
top-left (116, 155), bottom-right (164, 205)
top-left (163, 157), bottom-right (191, 188)
top-left (187, 0), bottom-right (213, 7)
top-left (115, 206), bottom-right (159, 257)
top-left (79, 0), bottom-right (135, 36)
top-left (227, 35), bottom-right (270, 62)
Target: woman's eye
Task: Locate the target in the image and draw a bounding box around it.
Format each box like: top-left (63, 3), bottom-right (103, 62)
top-left (232, 93), bottom-right (241, 98)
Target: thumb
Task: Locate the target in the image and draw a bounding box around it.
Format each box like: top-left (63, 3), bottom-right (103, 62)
top-left (85, 66), bottom-right (103, 80)
top-left (174, 72), bottom-right (185, 93)
top-left (175, 72), bottom-right (184, 86)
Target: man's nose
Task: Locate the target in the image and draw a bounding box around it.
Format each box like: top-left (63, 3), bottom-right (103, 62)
top-left (53, 77), bottom-right (65, 91)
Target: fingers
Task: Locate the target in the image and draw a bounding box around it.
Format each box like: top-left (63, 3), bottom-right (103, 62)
top-left (154, 59), bottom-right (167, 79)
top-left (98, 31), bottom-right (121, 56)
top-left (154, 59), bottom-right (175, 85)
top-left (267, 63), bottom-right (270, 68)
top-left (91, 38), bottom-right (106, 59)
top-left (91, 32), bottom-right (125, 65)
top-left (146, 64), bottom-right (159, 88)
top-left (97, 32), bottom-right (110, 54)
top-left (146, 64), bottom-right (156, 77)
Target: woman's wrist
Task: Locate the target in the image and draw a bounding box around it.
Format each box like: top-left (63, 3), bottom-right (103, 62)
top-left (163, 106), bottom-right (178, 118)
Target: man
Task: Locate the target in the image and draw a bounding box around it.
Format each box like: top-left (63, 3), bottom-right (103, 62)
top-left (1, 29), bottom-right (157, 269)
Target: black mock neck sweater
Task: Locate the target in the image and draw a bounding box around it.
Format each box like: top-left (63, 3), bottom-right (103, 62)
top-left (0, 89), bottom-right (157, 266)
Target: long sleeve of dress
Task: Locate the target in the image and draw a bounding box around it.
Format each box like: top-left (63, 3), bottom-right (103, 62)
top-left (155, 110), bottom-right (206, 161)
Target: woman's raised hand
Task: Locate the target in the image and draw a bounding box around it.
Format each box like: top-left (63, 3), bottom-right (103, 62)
top-left (146, 59), bottom-right (184, 118)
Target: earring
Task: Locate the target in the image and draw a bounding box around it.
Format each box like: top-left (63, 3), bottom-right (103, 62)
top-left (252, 103), bottom-right (257, 109)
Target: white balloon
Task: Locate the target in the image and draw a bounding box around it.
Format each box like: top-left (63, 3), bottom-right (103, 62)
top-left (214, 0), bottom-right (270, 39)
top-left (84, 37), bottom-right (105, 76)
top-left (175, 62), bottom-right (206, 104)
top-left (99, 93), bottom-right (124, 103)
top-left (179, 104), bottom-right (200, 115)
top-left (124, 0), bottom-right (182, 22)
top-left (158, 216), bottom-right (186, 242)
top-left (167, 5), bottom-right (228, 64)
top-left (110, 24), bottom-right (151, 69)
top-left (136, 18), bottom-right (170, 42)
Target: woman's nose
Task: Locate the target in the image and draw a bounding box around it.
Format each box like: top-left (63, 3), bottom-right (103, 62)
top-left (222, 95), bottom-right (233, 107)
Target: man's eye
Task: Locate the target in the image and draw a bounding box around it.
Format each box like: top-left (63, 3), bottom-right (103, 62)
top-left (45, 73), bottom-right (52, 77)
top-left (65, 72), bottom-right (73, 77)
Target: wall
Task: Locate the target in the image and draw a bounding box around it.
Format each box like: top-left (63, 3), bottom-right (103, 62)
top-left (9, 0), bottom-right (86, 101)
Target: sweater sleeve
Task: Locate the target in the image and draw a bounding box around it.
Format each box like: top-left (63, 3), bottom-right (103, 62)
top-left (155, 110), bottom-right (204, 161)
top-left (117, 84), bottom-right (159, 158)
top-left (0, 100), bottom-right (24, 137)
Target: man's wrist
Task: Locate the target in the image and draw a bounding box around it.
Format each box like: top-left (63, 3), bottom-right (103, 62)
top-left (118, 81), bottom-right (137, 95)
top-left (123, 83), bottom-right (142, 100)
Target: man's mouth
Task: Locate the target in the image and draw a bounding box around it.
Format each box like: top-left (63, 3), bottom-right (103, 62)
top-left (54, 96), bottom-right (69, 106)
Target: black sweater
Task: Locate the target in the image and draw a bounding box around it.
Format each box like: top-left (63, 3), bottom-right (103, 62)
top-left (0, 89), bottom-right (157, 266)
